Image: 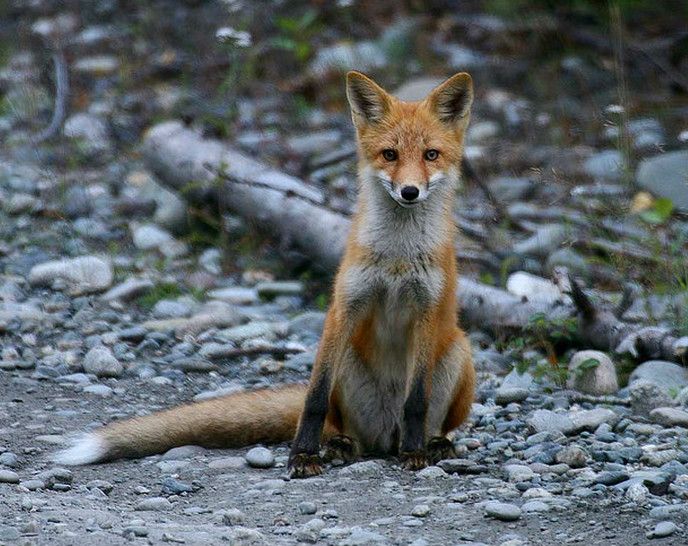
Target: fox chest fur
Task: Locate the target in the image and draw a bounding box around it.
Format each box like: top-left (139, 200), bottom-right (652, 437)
top-left (334, 222), bottom-right (450, 452)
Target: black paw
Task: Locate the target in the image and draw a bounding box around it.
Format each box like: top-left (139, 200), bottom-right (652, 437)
top-left (323, 435), bottom-right (357, 463)
top-left (400, 450), bottom-right (429, 471)
top-left (427, 436), bottom-right (457, 464)
top-left (288, 453), bottom-right (323, 479)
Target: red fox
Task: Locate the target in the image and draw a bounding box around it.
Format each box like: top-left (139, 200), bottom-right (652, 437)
top-left (54, 71), bottom-right (476, 478)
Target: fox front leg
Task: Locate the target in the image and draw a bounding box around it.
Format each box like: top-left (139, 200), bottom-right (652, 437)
top-left (399, 369), bottom-right (430, 470)
top-left (288, 367), bottom-right (331, 478)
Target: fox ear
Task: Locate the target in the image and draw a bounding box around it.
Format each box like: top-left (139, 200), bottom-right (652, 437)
top-left (426, 72), bottom-right (473, 124)
top-left (346, 71), bottom-right (391, 125)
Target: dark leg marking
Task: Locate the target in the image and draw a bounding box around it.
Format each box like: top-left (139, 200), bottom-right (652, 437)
top-left (400, 371), bottom-right (429, 471)
top-left (289, 368), bottom-right (331, 479)
top-left (427, 436), bottom-right (456, 464)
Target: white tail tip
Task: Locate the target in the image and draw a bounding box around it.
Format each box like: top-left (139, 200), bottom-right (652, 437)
top-left (52, 434), bottom-right (108, 466)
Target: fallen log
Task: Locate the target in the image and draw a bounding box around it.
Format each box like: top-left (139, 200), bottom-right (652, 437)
top-left (143, 121), bottom-right (350, 272)
top-left (142, 121), bottom-right (687, 365)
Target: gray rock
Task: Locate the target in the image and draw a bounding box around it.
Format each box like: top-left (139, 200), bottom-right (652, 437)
top-left (296, 518), bottom-right (326, 543)
top-left (20, 479), bottom-right (45, 490)
top-left (504, 464), bottom-right (535, 482)
top-left (411, 504), bottom-right (430, 517)
top-left (495, 387), bottom-right (529, 405)
top-left (647, 521), bottom-right (677, 539)
top-left (73, 55), bottom-right (119, 74)
top-left (649, 504), bottom-right (688, 520)
top-left (224, 526), bottom-right (265, 544)
top-left (221, 508), bottom-right (246, 525)
top-left (506, 271), bottom-right (562, 302)
top-left (512, 224), bottom-right (569, 257)
top-left (0, 526), bottom-right (20, 541)
top-left (566, 350), bottom-right (619, 395)
top-left (199, 248), bottom-right (222, 275)
top-left (629, 360), bottom-right (688, 393)
top-left (287, 130), bottom-right (342, 155)
top-left (340, 527), bottom-right (388, 545)
top-left (131, 222), bottom-right (188, 258)
top-left (83, 346), bottom-right (123, 378)
top-left (630, 380), bottom-right (675, 416)
top-left (63, 112), bottom-right (112, 154)
top-left (583, 150), bottom-right (625, 181)
top-left (416, 466), bottom-right (448, 479)
top-left (0, 469), bottom-right (19, 483)
top-left (217, 322), bottom-right (277, 344)
top-left (101, 277), bottom-right (154, 302)
top-left (135, 497), bottom-right (172, 511)
top-left (152, 299), bottom-right (192, 319)
top-left (298, 501), bottom-right (317, 515)
top-left (546, 248), bottom-right (590, 277)
top-left (0, 452), bottom-right (19, 467)
top-left (207, 287), bottom-right (258, 305)
top-left (528, 409), bottom-right (574, 435)
top-left (650, 407), bottom-right (688, 427)
top-left (637, 150), bottom-right (688, 212)
top-left (642, 449), bottom-right (680, 467)
top-left (29, 255), bottom-right (113, 294)
top-left (339, 460), bottom-right (383, 477)
top-left (486, 176), bottom-right (535, 202)
top-left (555, 446), bottom-right (589, 468)
top-left (484, 501), bottom-right (521, 521)
top-left (82, 384), bottom-right (113, 397)
top-left (208, 456), bottom-right (246, 470)
top-left (4, 193), bottom-right (38, 215)
top-left (245, 447), bottom-right (275, 469)
top-left (569, 408), bottom-right (618, 433)
top-left (162, 445), bottom-right (206, 460)
top-left (62, 185), bottom-right (92, 218)
top-left (626, 482), bottom-right (649, 503)
top-left (522, 500), bottom-right (550, 513)
top-left (309, 41), bottom-right (386, 78)
top-left (502, 369), bottom-right (535, 390)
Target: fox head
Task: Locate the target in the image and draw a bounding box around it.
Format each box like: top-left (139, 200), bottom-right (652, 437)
top-left (346, 71), bottom-right (473, 209)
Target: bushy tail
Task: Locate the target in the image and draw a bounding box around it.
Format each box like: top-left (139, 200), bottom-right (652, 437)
top-left (53, 385), bottom-right (307, 465)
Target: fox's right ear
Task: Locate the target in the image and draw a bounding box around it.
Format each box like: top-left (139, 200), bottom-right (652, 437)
top-left (346, 71), bottom-right (391, 126)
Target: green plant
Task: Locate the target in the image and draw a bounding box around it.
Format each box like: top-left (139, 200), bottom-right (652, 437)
top-left (136, 282), bottom-right (183, 310)
top-left (505, 313), bottom-right (579, 387)
top-left (271, 9), bottom-right (321, 64)
top-left (574, 357), bottom-right (600, 378)
top-left (639, 197), bottom-right (674, 225)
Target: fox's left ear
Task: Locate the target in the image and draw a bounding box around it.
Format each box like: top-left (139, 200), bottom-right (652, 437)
top-left (426, 72), bottom-right (473, 124)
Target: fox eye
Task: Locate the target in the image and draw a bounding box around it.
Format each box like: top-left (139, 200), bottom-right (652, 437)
top-left (382, 149), bottom-right (398, 161)
top-left (424, 149), bottom-right (439, 161)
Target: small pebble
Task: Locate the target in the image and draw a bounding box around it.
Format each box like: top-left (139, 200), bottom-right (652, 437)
top-left (484, 501), bottom-right (522, 521)
top-left (245, 446), bottom-right (275, 468)
top-left (647, 521), bottom-right (677, 539)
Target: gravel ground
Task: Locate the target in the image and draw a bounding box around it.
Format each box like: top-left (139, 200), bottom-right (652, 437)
top-left (2, 365), bottom-right (688, 545)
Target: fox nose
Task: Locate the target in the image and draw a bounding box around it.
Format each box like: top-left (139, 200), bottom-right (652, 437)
top-left (400, 186), bottom-right (420, 202)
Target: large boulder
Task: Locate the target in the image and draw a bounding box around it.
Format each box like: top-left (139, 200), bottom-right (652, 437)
top-left (629, 360), bottom-right (688, 394)
top-left (637, 151), bottom-right (688, 212)
top-left (567, 350), bottom-right (619, 395)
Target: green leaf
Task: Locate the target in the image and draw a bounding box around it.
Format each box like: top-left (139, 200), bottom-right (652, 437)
top-left (640, 197), bottom-right (674, 224)
top-left (577, 357), bottom-right (600, 373)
